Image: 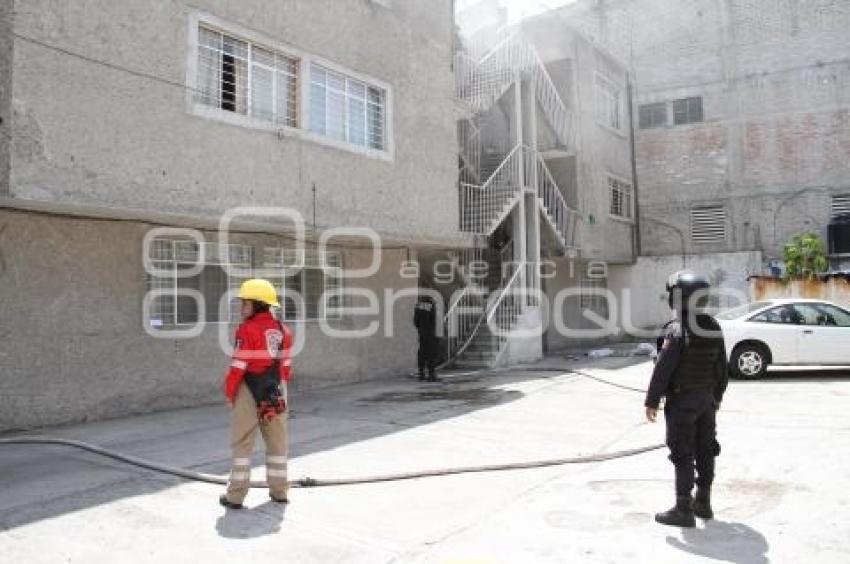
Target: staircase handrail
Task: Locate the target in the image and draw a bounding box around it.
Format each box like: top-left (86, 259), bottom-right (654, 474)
top-left (486, 260), bottom-right (525, 324)
top-left (459, 31), bottom-right (574, 149)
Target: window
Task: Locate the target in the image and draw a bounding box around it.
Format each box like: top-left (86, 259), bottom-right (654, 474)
top-left (146, 240), bottom-right (252, 326)
top-left (196, 26), bottom-right (298, 127)
top-left (264, 248), bottom-right (343, 321)
top-left (309, 64), bottom-right (386, 150)
top-left (609, 178), bottom-right (633, 219)
top-left (690, 206), bottom-right (727, 244)
top-left (639, 102), bottom-right (667, 129)
top-left (716, 301), bottom-right (775, 320)
top-left (673, 97), bottom-right (703, 125)
top-left (831, 194), bottom-right (850, 217)
top-left (751, 304), bottom-right (803, 324)
top-left (793, 303), bottom-right (850, 327)
top-left (595, 76), bottom-right (622, 131)
top-left (580, 275), bottom-right (609, 320)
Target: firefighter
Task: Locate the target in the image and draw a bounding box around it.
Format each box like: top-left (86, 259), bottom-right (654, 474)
top-left (645, 271), bottom-right (729, 528)
top-left (219, 279), bottom-right (293, 510)
top-left (414, 295), bottom-right (439, 382)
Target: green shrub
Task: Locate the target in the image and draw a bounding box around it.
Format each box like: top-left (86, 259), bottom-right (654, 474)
top-left (782, 232), bottom-right (829, 280)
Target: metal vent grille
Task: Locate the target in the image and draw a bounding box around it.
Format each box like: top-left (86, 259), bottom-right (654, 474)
top-left (690, 206), bottom-right (726, 244)
top-left (831, 194), bottom-right (850, 217)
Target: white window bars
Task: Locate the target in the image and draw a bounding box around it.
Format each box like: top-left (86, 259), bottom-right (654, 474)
top-left (197, 26), bottom-right (298, 128)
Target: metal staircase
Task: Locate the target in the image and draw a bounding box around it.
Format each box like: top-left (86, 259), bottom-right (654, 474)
top-left (444, 27), bottom-right (581, 368)
top-left (455, 30), bottom-right (579, 248)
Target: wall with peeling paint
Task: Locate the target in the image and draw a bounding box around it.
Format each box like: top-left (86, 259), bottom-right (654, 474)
top-left (750, 275), bottom-right (850, 309)
top-left (552, 0), bottom-right (850, 262)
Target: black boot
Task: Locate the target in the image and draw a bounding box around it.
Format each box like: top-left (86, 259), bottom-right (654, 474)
top-left (693, 487), bottom-right (713, 519)
top-left (219, 494), bottom-right (242, 510)
top-left (655, 496), bottom-right (695, 528)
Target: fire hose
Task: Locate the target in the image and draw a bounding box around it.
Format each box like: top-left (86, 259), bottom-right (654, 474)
top-left (0, 368), bottom-right (662, 488)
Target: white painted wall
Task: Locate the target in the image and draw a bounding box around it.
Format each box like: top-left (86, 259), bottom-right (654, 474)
top-left (608, 251), bottom-right (763, 332)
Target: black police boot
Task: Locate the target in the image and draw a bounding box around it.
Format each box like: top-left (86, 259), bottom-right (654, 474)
top-left (655, 496), bottom-right (696, 528)
top-left (219, 494), bottom-right (243, 510)
top-left (693, 487), bottom-right (713, 519)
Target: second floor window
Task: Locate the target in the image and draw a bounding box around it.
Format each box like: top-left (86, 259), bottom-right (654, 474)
top-left (309, 64), bottom-right (387, 151)
top-left (596, 76), bottom-right (622, 131)
top-left (639, 102), bottom-right (667, 129)
top-left (673, 96), bottom-right (703, 126)
top-left (196, 26), bottom-right (299, 127)
top-left (609, 178), bottom-right (633, 219)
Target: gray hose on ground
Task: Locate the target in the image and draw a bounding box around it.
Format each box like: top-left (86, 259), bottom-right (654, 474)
top-left (0, 437), bottom-right (664, 489)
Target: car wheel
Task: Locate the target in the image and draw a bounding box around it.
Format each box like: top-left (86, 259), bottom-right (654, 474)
top-left (731, 344), bottom-right (769, 379)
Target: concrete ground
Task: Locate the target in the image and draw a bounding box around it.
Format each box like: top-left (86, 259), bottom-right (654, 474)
top-left (1, 356), bottom-right (848, 563)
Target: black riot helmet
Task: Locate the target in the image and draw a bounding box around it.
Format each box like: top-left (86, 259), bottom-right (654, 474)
top-left (666, 270), bottom-right (711, 313)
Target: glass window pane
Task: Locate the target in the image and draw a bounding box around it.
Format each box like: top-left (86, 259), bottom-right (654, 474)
top-left (276, 69), bottom-right (297, 127)
top-left (310, 82), bottom-right (326, 134)
top-left (222, 36), bottom-right (248, 60)
top-left (347, 79), bottom-right (366, 99)
top-left (327, 70), bottom-right (345, 92)
top-left (197, 46), bottom-right (222, 107)
top-left (252, 46), bottom-right (274, 67)
top-left (367, 100), bottom-right (384, 149)
top-left (326, 89), bottom-right (346, 141)
top-left (348, 98), bottom-right (366, 146)
top-left (251, 64), bottom-right (274, 122)
top-left (310, 64), bottom-right (326, 85)
top-left (199, 27), bottom-right (221, 49)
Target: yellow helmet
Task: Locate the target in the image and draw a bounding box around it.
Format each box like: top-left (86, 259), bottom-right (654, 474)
top-left (238, 279), bottom-right (280, 307)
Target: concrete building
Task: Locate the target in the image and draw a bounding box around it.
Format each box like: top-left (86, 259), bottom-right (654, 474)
top-left (0, 0), bottom-right (463, 430)
top-left (440, 1), bottom-right (636, 364)
top-left (538, 0), bottom-right (850, 329)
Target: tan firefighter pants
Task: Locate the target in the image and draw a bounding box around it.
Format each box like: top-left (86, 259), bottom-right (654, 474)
top-left (224, 382), bottom-right (289, 504)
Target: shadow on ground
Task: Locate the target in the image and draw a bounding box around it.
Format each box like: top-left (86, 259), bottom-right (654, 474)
top-left (215, 501), bottom-right (287, 539)
top-left (667, 520), bottom-right (770, 564)
top-left (0, 357), bottom-right (619, 531)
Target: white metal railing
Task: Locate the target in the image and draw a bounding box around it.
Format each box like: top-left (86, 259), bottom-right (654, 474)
top-left (446, 259), bottom-right (525, 366)
top-left (458, 117), bottom-right (481, 185)
top-left (455, 31), bottom-right (574, 151)
top-left (460, 143), bottom-right (524, 235)
top-left (530, 149), bottom-right (581, 249)
top-left (486, 260), bottom-right (526, 335)
top-left (444, 284), bottom-right (487, 361)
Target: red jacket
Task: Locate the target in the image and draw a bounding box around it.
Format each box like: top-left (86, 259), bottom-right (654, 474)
top-left (223, 311), bottom-right (293, 401)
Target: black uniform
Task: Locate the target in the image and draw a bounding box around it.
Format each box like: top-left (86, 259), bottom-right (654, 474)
top-left (414, 298), bottom-right (438, 380)
top-left (647, 313), bottom-right (728, 504)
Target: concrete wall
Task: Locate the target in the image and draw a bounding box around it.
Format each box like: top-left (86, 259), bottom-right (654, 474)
top-left (0, 208), bottom-right (419, 431)
top-left (0, 0), bottom-right (12, 196)
top-left (556, 0), bottom-right (850, 262)
top-left (750, 276), bottom-right (850, 310)
top-left (6, 0), bottom-right (461, 245)
top-left (607, 250), bottom-right (763, 332)
top-left (520, 19), bottom-right (636, 264)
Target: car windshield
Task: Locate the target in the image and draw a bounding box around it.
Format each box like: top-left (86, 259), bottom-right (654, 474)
top-left (715, 301), bottom-right (775, 320)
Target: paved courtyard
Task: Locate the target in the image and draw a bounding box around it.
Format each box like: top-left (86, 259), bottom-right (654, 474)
top-left (1, 356), bottom-right (847, 563)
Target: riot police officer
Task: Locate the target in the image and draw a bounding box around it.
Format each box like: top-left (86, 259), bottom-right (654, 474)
top-left (645, 271), bottom-right (729, 527)
top-left (414, 295), bottom-right (439, 381)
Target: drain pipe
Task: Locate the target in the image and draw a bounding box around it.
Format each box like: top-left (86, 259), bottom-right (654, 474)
top-left (626, 75), bottom-right (641, 262)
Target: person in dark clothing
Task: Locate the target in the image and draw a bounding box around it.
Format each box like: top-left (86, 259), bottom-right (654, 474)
top-left (645, 270), bottom-right (729, 528)
top-left (414, 295), bottom-right (439, 382)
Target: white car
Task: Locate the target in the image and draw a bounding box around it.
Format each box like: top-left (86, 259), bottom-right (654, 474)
top-left (715, 298), bottom-right (850, 379)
